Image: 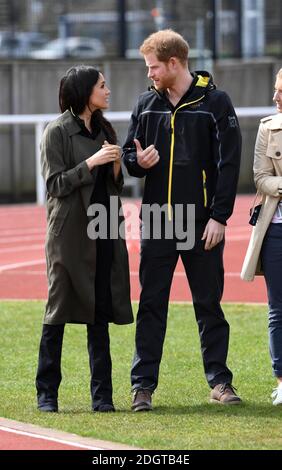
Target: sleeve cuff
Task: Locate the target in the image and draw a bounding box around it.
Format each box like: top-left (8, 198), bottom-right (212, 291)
top-left (68, 161), bottom-right (93, 187)
top-left (210, 216), bottom-right (227, 226)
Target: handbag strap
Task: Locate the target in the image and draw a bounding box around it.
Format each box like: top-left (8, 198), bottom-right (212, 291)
top-left (250, 191), bottom-right (261, 216)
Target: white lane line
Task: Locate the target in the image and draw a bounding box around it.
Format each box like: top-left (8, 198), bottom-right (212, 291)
top-left (225, 235), bottom-right (251, 241)
top-left (129, 271), bottom-right (241, 277)
top-left (226, 226), bottom-right (252, 233)
top-left (0, 236), bottom-right (249, 248)
top-left (0, 228), bottom-right (45, 236)
top-left (2, 270), bottom-right (46, 275)
top-left (127, 236), bottom-right (250, 243)
top-left (0, 235), bottom-right (45, 244)
top-left (0, 213), bottom-right (44, 220)
top-left (126, 234), bottom-right (251, 248)
top-left (0, 207), bottom-right (44, 214)
top-left (0, 269), bottom-right (241, 277)
top-left (0, 427), bottom-right (102, 450)
top-left (0, 259), bottom-right (45, 273)
top-left (0, 244), bottom-right (44, 254)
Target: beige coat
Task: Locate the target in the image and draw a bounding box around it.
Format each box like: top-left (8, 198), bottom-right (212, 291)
top-left (241, 113), bottom-right (282, 281)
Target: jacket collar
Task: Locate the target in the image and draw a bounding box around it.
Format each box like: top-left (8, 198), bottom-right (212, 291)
top-left (149, 70), bottom-right (215, 108)
top-left (268, 113), bottom-right (282, 130)
top-left (59, 110), bottom-right (82, 136)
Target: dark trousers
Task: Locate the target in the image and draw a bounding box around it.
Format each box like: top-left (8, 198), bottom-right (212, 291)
top-left (35, 324), bottom-right (64, 406)
top-left (261, 223), bottom-right (282, 378)
top-left (131, 223), bottom-right (233, 391)
top-left (36, 237), bottom-right (113, 409)
top-left (35, 320), bottom-right (112, 409)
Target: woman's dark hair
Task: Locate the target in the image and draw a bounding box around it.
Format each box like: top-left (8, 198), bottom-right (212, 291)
top-left (59, 65), bottom-right (117, 144)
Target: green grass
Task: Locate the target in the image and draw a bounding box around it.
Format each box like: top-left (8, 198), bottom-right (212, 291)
top-left (1, 300), bottom-right (282, 450)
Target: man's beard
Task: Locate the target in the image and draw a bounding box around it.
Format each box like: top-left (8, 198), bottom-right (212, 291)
top-left (154, 78), bottom-right (171, 90)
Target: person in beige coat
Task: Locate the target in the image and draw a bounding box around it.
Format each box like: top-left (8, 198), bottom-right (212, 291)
top-left (36, 66), bottom-right (133, 413)
top-left (241, 68), bottom-right (282, 405)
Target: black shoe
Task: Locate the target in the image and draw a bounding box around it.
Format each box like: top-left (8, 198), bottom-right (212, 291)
top-left (38, 401), bottom-right (58, 412)
top-left (37, 392), bottom-right (58, 412)
top-left (132, 389), bottom-right (153, 412)
top-left (93, 404), bottom-right (115, 412)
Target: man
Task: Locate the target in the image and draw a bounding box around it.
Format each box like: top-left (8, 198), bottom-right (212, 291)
top-left (123, 30), bottom-right (242, 411)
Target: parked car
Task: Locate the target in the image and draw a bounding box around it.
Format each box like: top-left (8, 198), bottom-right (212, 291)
top-left (0, 31), bottom-right (47, 58)
top-left (29, 37), bottom-right (105, 59)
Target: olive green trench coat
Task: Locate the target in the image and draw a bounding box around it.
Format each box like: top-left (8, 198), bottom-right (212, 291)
top-left (41, 110), bottom-right (133, 325)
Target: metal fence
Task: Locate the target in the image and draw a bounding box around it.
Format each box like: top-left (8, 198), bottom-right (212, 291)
top-left (0, 107), bottom-right (276, 204)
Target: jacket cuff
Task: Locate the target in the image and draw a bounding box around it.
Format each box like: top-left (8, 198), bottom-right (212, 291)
top-left (68, 161), bottom-right (93, 188)
top-left (123, 153), bottom-right (147, 178)
top-left (210, 215), bottom-right (227, 226)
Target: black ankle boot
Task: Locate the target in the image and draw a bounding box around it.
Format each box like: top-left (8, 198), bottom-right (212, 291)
top-left (37, 393), bottom-right (58, 412)
top-left (92, 403), bottom-right (115, 412)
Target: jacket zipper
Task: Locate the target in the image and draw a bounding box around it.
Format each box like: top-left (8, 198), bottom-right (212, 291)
top-left (168, 96), bottom-right (205, 220)
top-left (202, 170), bottom-right (207, 207)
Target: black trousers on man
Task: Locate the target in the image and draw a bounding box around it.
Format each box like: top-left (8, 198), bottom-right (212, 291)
top-left (131, 223), bottom-right (233, 391)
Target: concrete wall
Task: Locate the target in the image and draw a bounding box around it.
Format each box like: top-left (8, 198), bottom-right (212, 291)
top-left (0, 57), bottom-right (280, 201)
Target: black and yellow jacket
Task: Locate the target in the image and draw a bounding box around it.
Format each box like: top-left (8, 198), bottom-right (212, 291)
top-left (122, 71), bottom-right (241, 225)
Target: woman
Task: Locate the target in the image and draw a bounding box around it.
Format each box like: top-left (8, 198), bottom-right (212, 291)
top-left (36, 65), bottom-right (133, 413)
top-left (241, 68), bottom-right (282, 405)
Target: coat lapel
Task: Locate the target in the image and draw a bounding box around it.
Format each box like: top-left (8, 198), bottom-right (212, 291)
top-left (60, 110), bottom-right (106, 213)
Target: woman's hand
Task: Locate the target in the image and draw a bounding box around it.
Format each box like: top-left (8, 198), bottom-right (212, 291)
top-left (103, 140), bottom-right (122, 181)
top-left (86, 141), bottom-right (121, 170)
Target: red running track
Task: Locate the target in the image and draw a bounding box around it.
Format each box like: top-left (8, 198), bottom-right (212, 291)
top-left (0, 418), bottom-right (137, 450)
top-left (0, 196), bottom-right (267, 303)
top-left (0, 428), bottom-right (86, 450)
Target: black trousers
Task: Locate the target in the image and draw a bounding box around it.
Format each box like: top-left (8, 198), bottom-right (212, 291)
top-left (131, 223), bottom-right (233, 391)
top-left (36, 237), bottom-right (113, 409)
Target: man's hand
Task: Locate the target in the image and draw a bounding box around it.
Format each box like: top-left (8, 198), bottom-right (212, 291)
top-left (201, 219), bottom-right (225, 251)
top-left (134, 138), bottom-right (159, 169)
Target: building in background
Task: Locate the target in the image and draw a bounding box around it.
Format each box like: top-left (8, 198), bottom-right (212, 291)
top-left (0, 0), bottom-right (281, 60)
top-left (0, 0), bottom-right (282, 202)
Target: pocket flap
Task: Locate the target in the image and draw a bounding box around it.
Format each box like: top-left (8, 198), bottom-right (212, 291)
top-left (49, 200), bottom-right (70, 236)
top-left (266, 144), bottom-right (282, 159)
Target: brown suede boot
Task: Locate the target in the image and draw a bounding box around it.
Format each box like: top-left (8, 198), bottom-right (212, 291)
top-left (132, 389), bottom-right (153, 412)
top-left (210, 383), bottom-right (242, 404)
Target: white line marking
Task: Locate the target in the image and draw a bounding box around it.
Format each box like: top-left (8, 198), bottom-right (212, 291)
top-left (226, 226), bottom-right (252, 233)
top-left (0, 235), bottom-right (45, 244)
top-left (129, 271), bottom-right (241, 277)
top-left (0, 244), bottom-right (44, 254)
top-left (0, 426), bottom-right (102, 450)
top-left (225, 235), bottom-right (251, 241)
top-left (0, 259), bottom-right (46, 273)
top-left (0, 269), bottom-right (241, 278)
top-left (0, 228), bottom-right (45, 236)
top-left (2, 270), bottom-right (46, 275)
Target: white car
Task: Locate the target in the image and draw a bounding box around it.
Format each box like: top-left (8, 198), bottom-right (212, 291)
top-left (0, 31), bottom-right (47, 57)
top-left (30, 37), bottom-right (105, 59)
